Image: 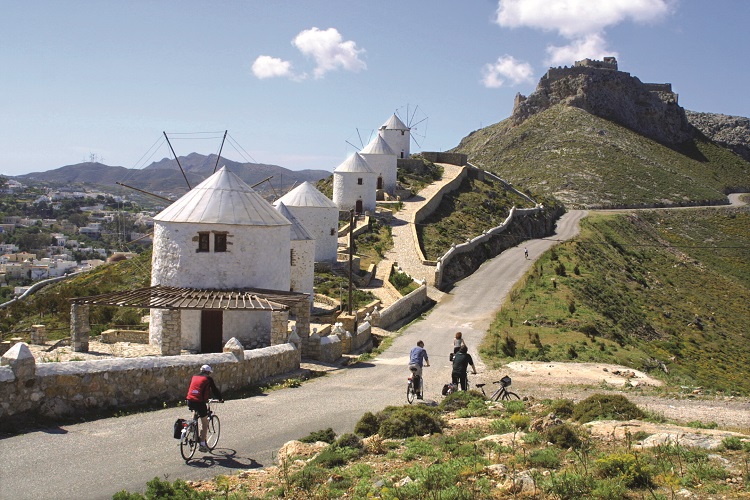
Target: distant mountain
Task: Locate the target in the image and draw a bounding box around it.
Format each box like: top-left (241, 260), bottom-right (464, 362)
top-left (14, 154), bottom-right (331, 200)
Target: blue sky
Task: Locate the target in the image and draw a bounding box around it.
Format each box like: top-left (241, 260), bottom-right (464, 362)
top-left (1, 0), bottom-right (748, 177)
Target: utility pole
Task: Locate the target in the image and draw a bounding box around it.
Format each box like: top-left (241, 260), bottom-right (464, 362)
top-left (348, 209), bottom-right (354, 315)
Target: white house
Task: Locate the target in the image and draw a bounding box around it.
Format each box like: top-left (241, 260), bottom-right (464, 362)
top-left (275, 202), bottom-right (315, 302)
top-left (332, 153), bottom-right (377, 214)
top-left (378, 114), bottom-right (410, 159)
top-left (274, 181), bottom-right (339, 263)
top-left (360, 134), bottom-right (398, 196)
top-left (150, 166), bottom-right (296, 353)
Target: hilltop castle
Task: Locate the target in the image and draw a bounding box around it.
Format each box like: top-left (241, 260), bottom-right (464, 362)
top-left (512, 57), bottom-right (690, 145)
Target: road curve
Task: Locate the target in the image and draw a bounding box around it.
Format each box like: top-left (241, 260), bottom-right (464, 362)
top-left (0, 209), bottom-right (584, 500)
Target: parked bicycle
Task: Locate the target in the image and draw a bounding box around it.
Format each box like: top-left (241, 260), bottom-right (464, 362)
top-left (406, 366), bottom-right (424, 404)
top-left (476, 376), bottom-right (520, 401)
top-left (180, 399), bottom-right (222, 460)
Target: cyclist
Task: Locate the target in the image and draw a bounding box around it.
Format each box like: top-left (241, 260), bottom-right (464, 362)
top-left (451, 345), bottom-right (477, 391)
top-left (408, 340), bottom-right (430, 399)
top-left (186, 364), bottom-right (223, 452)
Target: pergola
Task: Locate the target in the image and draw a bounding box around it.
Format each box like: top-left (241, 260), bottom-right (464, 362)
top-left (69, 285), bottom-right (311, 355)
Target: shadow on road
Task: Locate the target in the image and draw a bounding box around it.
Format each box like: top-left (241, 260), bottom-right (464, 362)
top-left (185, 448), bottom-right (264, 469)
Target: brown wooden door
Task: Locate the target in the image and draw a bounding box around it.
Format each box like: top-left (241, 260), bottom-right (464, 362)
top-left (201, 310), bottom-right (223, 353)
top-left (355, 199), bottom-right (363, 214)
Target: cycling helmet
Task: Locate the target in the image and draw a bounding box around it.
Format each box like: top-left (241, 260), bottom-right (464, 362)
top-left (200, 364), bottom-right (212, 374)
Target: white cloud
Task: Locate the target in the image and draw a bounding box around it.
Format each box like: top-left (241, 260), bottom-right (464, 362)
top-left (545, 33), bottom-right (616, 67)
top-left (251, 55), bottom-right (294, 79)
top-left (481, 55), bottom-right (534, 88)
top-left (292, 27), bottom-right (366, 79)
top-left (495, 0), bottom-right (671, 38)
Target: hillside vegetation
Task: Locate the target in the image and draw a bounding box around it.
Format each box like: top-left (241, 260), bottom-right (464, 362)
top-left (455, 105), bottom-right (750, 209)
top-left (482, 207), bottom-right (750, 394)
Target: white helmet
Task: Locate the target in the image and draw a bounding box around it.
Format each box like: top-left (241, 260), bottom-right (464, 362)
top-left (200, 364), bottom-right (212, 374)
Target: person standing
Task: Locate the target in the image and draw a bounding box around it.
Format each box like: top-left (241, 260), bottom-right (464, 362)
top-left (453, 331), bottom-right (465, 354)
top-left (524, 247), bottom-right (529, 259)
top-left (186, 364), bottom-right (223, 452)
top-left (408, 340), bottom-right (430, 399)
top-left (451, 345), bottom-right (477, 391)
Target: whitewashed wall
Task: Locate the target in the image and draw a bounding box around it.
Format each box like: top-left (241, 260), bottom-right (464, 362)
top-left (286, 206), bottom-right (339, 263)
top-left (361, 152), bottom-right (397, 195)
top-left (333, 172), bottom-right (377, 213)
top-left (290, 238), bottom-right (315, 302)
top-left (379, 128), bottom-right (410, 158)
top-left (151, 222), bottom-right (291, 290)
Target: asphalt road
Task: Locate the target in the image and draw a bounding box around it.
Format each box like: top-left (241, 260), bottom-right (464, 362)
top-left (0, 210), bottom-right (586, 500)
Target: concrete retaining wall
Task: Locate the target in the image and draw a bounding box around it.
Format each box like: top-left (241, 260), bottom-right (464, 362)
top-left (378, 284), bottom-right (429, 330)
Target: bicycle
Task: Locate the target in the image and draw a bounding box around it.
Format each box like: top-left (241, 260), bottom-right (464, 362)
top-left (476, 375), bottom-right (520, 401)
top-left (180, 399), bottom-right (222, 461)
top-left (406, 366), bottom-right (424, 404)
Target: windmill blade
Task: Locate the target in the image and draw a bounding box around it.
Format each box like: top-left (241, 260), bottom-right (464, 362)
top-left (345, 140), bottom-right (362, 151)
top-left (356, 128), bottom-right (365, 148)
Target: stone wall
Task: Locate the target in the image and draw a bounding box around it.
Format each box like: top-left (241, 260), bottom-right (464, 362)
top-left (378, 284), bottom-right (429, 330)
top-left (0, 340), bottom-right (300, 419)
top-left (420, 152), bottom-right (468, 166)
top-left (100, 329), bottom-right (149, 344)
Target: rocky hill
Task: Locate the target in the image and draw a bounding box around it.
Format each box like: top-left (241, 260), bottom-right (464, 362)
top-left (455, 58), bottom-right (750, 208)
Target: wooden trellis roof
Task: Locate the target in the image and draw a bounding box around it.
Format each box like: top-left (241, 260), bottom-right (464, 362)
top-left (69, 285), bottom-right (309, 311)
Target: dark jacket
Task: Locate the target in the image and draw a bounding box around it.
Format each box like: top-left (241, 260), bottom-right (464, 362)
top-left (451, 352), bottom-right (474, 374)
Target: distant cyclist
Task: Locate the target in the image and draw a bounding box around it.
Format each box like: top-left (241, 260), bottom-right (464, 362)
top-left (408, 340), bottom-right (430, 399)
top-left (186, 364), bottom-right (223, 452)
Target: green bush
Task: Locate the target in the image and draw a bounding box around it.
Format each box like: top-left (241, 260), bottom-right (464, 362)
top-left (355, 405), bottom-right (444, 439)
top-left (540, 471), bottom-right (594, 499)
top-left (312, 442), bottom-right (364, 468)
top-left (550, 399), bottom-right (575, 417)
top-left (490, 418), bottom-right (514, 434)
top-left (354, 412), bottom-right (379, 437)
top-left (572, 394), bottom-right (644, 423)
top-left (390, 271), bottom-right (413, 290)
top-left (595, 452), bottom-right (654, 488)
top-left (545, 423), bottom-right (582, 449)
top-left (439, 389), bottom-right (485, 412)
top-left (113, 477), bottom-right (209, 499)
top-left (335, 433), bottom-right (363, 450)
top-left (721, 436), bottom-right (744, 451)
top-left (300, 428), bottom-right (337, 444)
top-left (591, 478), bottom-right (627, 499)
top-left (510, 413), bottom-right (531, 431)
top-left (527, 448), bottom-right (561, 468)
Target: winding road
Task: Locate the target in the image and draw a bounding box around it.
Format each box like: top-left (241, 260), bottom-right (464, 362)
top-left (0, 209), bottom-right (588, 499)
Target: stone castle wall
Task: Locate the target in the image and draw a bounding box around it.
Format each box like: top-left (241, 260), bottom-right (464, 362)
top-left (0, 341), bottom-right (300, 419)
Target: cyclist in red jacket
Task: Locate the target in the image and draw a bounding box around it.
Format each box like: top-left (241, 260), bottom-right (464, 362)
top-left (186, 364), bottom-right (223, 452)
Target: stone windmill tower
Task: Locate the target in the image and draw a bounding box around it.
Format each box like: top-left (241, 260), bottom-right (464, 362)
top-left (378, 114), bottom-right (410, 159)
top-left (359, 133), bottom-right (397, 197)
top-left (332, 152), bottom-right (377, 214)
top-left (150, 166), bottom-right (294, 353)
top-left (274, 181), bottom-right (339, 263)
top-left (275, 201), bottom-right (315, 302)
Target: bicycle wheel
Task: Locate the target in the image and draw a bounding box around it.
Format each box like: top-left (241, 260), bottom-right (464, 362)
top-left (180, 422), bottom-right (198, 461)
top-left (206, 415), bottom-right (221, 450)
top-left (406, 380), bottom-right (415, 404)
top-left (502, 390), bottom-right (520, 401)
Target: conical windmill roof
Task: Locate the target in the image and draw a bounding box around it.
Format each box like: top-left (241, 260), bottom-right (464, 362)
top-left (381, 114), bottom-right (409, 130)
top-left (361, 134), bottom-right (396, 155)
top-left (154, 166), bottom-right (291, 226)
top-left (274, 181), bottom-right (337, 208)
top-left (333, 153), bottom-right (375, 174)
top-left (275, 202), bottom-right (313, 241)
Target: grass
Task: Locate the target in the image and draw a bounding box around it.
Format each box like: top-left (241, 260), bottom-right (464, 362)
top-left (416, 174), bottom-right (541, 260)
top-left (124, 395), bottom-right (750, 499)
top-left (454, 104), bottom-right (750, 209)
top-left (481, 208), bottom-right (750, 394)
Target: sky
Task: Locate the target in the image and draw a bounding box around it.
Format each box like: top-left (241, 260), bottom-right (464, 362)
top-left (1, 0), bottom-right (748, 177)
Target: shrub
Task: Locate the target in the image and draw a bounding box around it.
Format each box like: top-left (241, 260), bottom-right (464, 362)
top-left (595, 452), bottom-right (654, 488)
top-left (335, 433), bottom-right (363, 450)
top-left (439, 389), bottom-right (485, 412)
top-left (312, 438), bottom-right (365, 468)
top-left (113, 477), bottom-right (210, 499)
top-left (390, 271), bottom-right (413, 290)
top-left (545, 423), bottom-right (582, 449)
top-left (354, 412), bottom-right (380, 437)
top-left (522, 431), bottom-right (543, 445)
top-left (502, 400), bottom-right (525, 414)
top-left (591, 478), bottom-right (627, 499)
top-left (540, 472), bottom-right (594, 499)
top-left (299, 428), bottom-right (337, 444)
top-left (510, 413), bottom-right (531, 431)
top-left (357, 405), bottom-right (444, 439)
top-left (491, 418), bottom-right (514, 434)
top-left (572, 394), bottom-right (644, 423)
top-left (527, 448), bottom-right (561, 468)
top-left (550, 399), bottom-right (575, 417)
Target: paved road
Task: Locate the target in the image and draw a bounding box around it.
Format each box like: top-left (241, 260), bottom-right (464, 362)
top-left (0, 210), bottom-right (588, 500)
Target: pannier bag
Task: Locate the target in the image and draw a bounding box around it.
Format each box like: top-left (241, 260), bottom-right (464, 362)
top-left (449, 353), bottom-right (454, 361)
top-left (173, 418), bottom-right (186, 439)
top-left (442, 383), bottom-right (456, 396)
top-left (500, 375), bottom-right (512, 387)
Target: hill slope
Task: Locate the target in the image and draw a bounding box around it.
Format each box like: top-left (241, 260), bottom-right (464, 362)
top-left (455, 105), bottom-right (750, 208)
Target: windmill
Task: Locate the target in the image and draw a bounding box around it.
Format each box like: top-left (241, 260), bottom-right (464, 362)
top-left (394, 104), bottom-right (429, 150)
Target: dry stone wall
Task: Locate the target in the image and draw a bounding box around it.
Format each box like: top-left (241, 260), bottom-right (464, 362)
top-left (0, 341), bottom-right (300, 419)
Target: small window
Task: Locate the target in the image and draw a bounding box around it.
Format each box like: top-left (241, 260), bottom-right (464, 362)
top-left (214, 233), bottom-right (227, 252)
top-left (290, 249), bottom-right (295, 265)
top-left (330, 228), bottom-right (336, 236)
top-left (197, 233), bottom-right (209, 252)
top-left (357, 178), bottom-right (363, 185)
